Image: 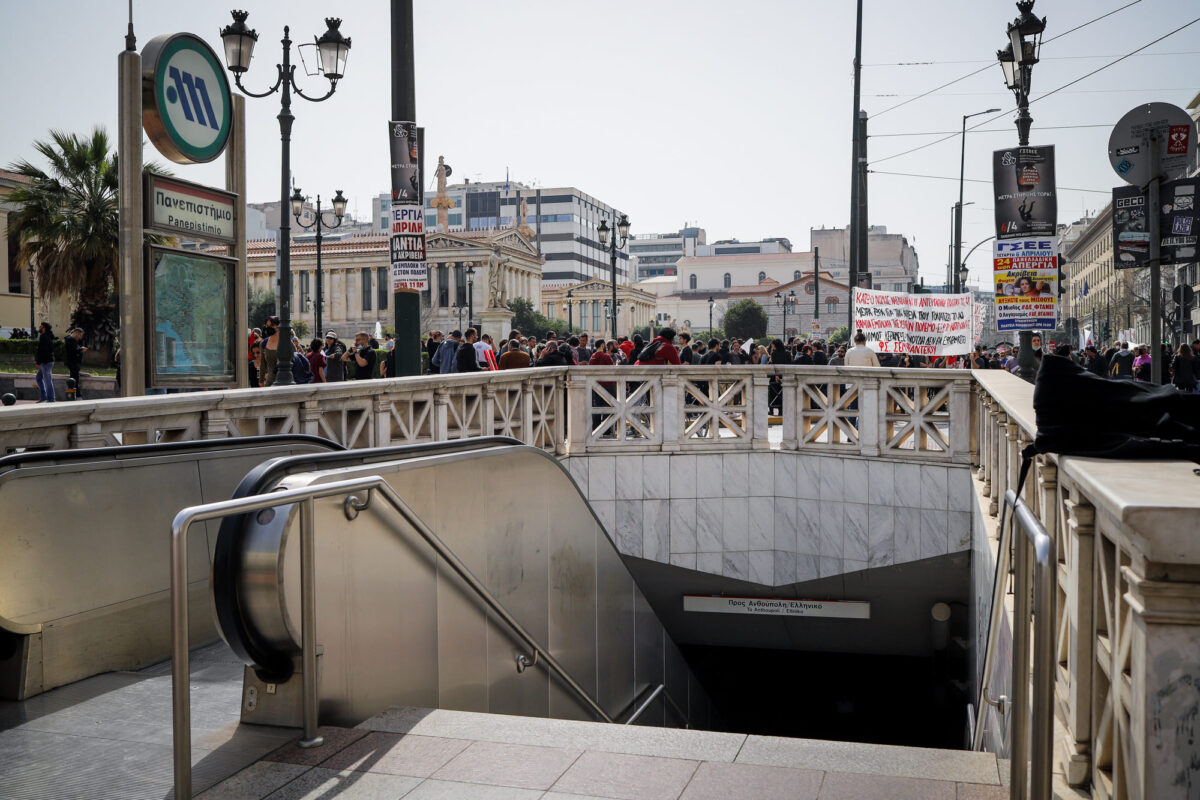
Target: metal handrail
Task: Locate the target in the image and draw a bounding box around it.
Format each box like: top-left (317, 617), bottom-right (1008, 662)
top-left (1004, 488), bottom-right (1055, 800)
top-left (970, 492), bottom-right (1013, 751)
top-left (621, 683), bottom-right (690, 728)
top-left (170, 475), bottom-right (615, 799)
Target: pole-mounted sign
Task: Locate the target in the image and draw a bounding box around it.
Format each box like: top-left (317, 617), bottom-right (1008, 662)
top-left (1107, 102), bottom-right (1194, 187)
top-left (141, 33), bottom-right (232, 164)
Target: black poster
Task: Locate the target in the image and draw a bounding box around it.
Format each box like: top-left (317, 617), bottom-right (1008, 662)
top-left (388, 121), bottom-right (420, 203)
top-left (1112, 176), bottom-right (1199, 269)
top-left (993, 145), bottom-right (1058, 238)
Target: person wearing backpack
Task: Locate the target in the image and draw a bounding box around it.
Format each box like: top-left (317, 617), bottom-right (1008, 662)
top-left (635, 328), bottom-right (682, 365)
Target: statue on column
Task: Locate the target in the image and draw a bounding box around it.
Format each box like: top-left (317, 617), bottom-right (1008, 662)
top-left (487, 246), bottom-right (509, 308)
top-left (432, 156), bottom-right (453, 231)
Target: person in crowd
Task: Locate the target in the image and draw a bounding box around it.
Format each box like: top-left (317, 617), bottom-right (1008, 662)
top-left (635, 328), bottom-right (682, 365)
top-left (829, 346), bottom-right (847, 366)
top-left (424, 330), bottom-right (443, 372)
top-left (476, 332), bottom-right (499, 370)
top-left (1109, 341), bottom-right (1135, 380)
top-left (794, 344), bottom-right (814, 366)
top-left (381, 335), bottom-right (397, 377)
top-left (606, 340), bottom-right (624, 363)
top-left (259, 316), bottom-right (281, 386)
top-left (1083, 345), bottom-right (1107, 377)
top-left (433, 330), bottom-right (462, 374)
top-left (34, 321), bottom-right (56, 402)
top-left (844, 330), bottom-right (880, 367)
top-left (64, 327), bottom-right (87, 399)
top-left (307, 338), bottom-right (326, 383)
top-left (677, 332), bottom-right (695, 364)
top-left (454, 328), bottom-right (482, 373)
top-left (767, 339), bottom-right (790, 414)
top-left (287, 337), bottom-right (311, 384)
top-left (538, 341), bottom-right (571, 367)
top-left (1170, 343), bottom-right (1198, 393)
top-left (588, 338), bottom-right (615, 366)
top-left (691, 339), bottom-right (707, 363)
top-left (499, 339), bottom-right (531, 369)
top-left (627, 334), bottom-right (645, 363)
top-left (811, 342), bottom-right (829, 366)
top-left (342, 331), bottom-right (377, 380)
top-left (323, 331), bottom-right (347, 382)
top-left (576, 333), bottom-right (594, 362)
top-left (1133, 345), bottom-right (1152, 382)
top-left (249, 342), bottom-right (261, 388)
top-left (970, 345), bottom-right (990, 370)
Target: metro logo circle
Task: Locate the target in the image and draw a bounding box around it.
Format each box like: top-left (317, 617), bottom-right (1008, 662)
top-left (141, 33), bottom-right (232, 164)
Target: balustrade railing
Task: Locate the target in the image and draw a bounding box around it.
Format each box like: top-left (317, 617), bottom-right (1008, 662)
top-left (972, 369), bottom-right (1200, 800)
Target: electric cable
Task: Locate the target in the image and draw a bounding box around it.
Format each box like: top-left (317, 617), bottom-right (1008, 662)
top-left (869, 169), bottom-right (1110, 195)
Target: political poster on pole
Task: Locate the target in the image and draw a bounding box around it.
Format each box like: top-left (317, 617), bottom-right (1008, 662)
top-left (1112, 177), bottom-right (1198, 269)
top-left (992, 238), bottom-right (1058, 331)
top-left (389, 120), bottom-right (426, 291)
top-left (993, 145), bottom-right (1057, 238)
top-left (852, 288), bottom-right (972, 356)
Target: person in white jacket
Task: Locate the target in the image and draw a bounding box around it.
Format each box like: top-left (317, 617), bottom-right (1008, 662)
top-left (844, 330), bottom-right (881, 367)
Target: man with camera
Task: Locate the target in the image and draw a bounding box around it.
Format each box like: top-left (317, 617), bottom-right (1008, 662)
top-left (341, 331), bottom-right (377, 380)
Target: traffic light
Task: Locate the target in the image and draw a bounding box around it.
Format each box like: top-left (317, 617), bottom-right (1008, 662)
top-left (1057, 255), bottom-right (1068, 296)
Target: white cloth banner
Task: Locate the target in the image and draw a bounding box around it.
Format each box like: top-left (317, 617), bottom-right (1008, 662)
top-left (853, 288), bottom-right (973, 356)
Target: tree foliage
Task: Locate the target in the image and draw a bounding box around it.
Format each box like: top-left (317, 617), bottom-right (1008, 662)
top-left (721, 299), bottom-right (768, 340)
top-left (507, 297), bottom-right (573, 339)
top-left (6, 127), bottom-right (166, 347)
top-left (248, 288), bottom-right (276, 331)
top-left (828, 325), bottom-right (851, 346)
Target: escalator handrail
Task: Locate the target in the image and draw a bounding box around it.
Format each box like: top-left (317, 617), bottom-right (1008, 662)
top-left (171, 474), bottom-right (614, 797)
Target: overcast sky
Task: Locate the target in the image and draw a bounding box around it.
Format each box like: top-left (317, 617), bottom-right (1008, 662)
top-left (2, 0), bottom-right (1197, 288)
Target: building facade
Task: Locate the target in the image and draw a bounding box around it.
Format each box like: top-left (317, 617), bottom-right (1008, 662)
top-left (246, 229), bottom-right (543, 338)
top-left (673, 251), bottom-right (817, 294)
top-left (628, 226), bottom-right (706, 280)
top-left (809, 225), bottom-right (919, 293)
top-left (1060, 205), bottom-right (1134, 345)
top-left (541, 281), bottom-right (656, 340)
top-left (373, 176), bottom-right (631, 288)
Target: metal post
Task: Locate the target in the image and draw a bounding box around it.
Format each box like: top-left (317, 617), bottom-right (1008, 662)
top-left (847, 0), bottom-right (862, 329)
top-left (170, 514), bottom-right (191, 800)
top-left (955, 114), bottom-right (969, 294)
top-left (392, 0), bottom-right (422, 377)
top-left (227, 94), bottom-right (249, 390)
top-left (118, 42), bottom-right (145, 396)
top-left (28, 268), bottom-right (34, 335)
top-left (1031, 524), bottom-right (1055, 800)
top-left (814, 246), bottom-right (820, 328)
top-left (298, 497), bottom-right (323, 747)
top-left (857, 111), bottom-right (869, 290)
top-left (610, 224), bottom-right (619, 341)
top-left (274, 27), bottom-right (297, 385)
top-left (1149, 137), bottom-right (1163, 384)
top-left (314, 196), bottom-right (324, 339)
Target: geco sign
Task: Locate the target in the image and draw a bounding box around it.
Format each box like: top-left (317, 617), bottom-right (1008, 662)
top-left (141, 33), bottom-right (232, 164)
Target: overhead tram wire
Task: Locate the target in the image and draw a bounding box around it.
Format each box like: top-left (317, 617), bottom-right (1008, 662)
top-left (869, 169), bottom-right (1110, 195)
top-left (872, 124), bottom-right (1112, 137)
top-left (864, 51), bottom-right (1200, 67)
top-left (872, 15), bottom-right (1200, 165)
top-left (870, 0), bottom-right (1144, 119)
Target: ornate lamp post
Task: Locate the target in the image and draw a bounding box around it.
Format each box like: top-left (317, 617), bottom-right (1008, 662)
top-left (290, 187), bottom-right (346, 338)
top-left (220, 10), bottom-right (350, 385)
top-left (465, 264), bottom-right (476, 329)
top-left (996, 0), bottom-right (1046, 381)
top-left (775, 290), bottom-right (797, 339)
top-left (27, 264), bottom-right (35, 335)
top-left (596, 213), bottom-right (630, 340)
top-left (708, 296), bottom-right (715, 335)
top-left (452, 304), bottom-right (465, 331)
top-left (565, 289), bottom-right (574, 332)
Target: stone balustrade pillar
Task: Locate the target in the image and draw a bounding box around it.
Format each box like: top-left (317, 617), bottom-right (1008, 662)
top-left (751, 373), bottom-right (771, 451)
top-left (519, 379), bottom-right (535, 446)
top-left (857, 377), bottom-right (881, 458)
top-left (949, 379), bottom-right (972, 463)
top-left (480, 384), bottom-right (497, 438)
top-left (70, 421), bottom-right (109, 449)
top-left (1061, 496), bottom-right (1094, 787)
top-left (433, 388), bottom-right (450, 441)
top-left (201, 410), bottom-right (231, 440)
top-left (659, 373), bottom-right (679, 453)
top-left (564, 374), bottom-right (588, 455)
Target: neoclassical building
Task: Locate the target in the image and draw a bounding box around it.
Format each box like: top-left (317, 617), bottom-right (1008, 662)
top-left (541, 280), bottom-right (656, 339)
top-left (246, 228), bottom-right (543, 338)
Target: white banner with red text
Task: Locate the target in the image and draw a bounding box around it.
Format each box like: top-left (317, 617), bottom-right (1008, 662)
top-left (853, 288), bottom-right (973, 356)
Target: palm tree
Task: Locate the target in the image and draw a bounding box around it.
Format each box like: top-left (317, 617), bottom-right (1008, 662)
top-left (6, 127), bottom-right (162, 349)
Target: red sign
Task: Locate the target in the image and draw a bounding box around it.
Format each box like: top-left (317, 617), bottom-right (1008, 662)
top-left (1168, 125), bottom-right (1191, 155)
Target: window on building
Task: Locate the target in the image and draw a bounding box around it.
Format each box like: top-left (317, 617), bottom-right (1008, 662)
top-left (377, 267), bottom-right (388, 311)
top-left (723, 273), bottom-right (731, 288)
top-left (448, 213), bottom-right (463, 226)
top-left (361, 268), bottom-right (373, 312)
top-left (437, 264), bottom-right (449, 307)
top-left (826, 297), bottom-right (838, 313)
top-left (758, 271), bottom-right (766, 283)
top-left (299, 271), bottom-right (310, 312)
top-left (592, 300), bottom-right (601, 332)
top-left (455, 265), bottom-right (467, 306)
top-left (794, 270), bottom-right (801, 281)
top-left (689, 274), bottom-right (697, 290)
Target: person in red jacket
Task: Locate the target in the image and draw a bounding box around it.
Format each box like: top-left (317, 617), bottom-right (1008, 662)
top-left (636, 328), bottom-right (682, 365)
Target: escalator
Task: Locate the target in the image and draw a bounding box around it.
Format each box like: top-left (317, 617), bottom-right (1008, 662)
top-left (212, 438), bottom-right (711, 729)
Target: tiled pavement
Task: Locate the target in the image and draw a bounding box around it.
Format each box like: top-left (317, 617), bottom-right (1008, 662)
top-left (199, 705), bottom-right (1010, 800)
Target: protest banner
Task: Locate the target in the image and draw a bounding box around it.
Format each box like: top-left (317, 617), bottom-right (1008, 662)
top-left (992, 238), bottom-right (1058, 331)
top-left (852, 287), bottom-right (973, 355)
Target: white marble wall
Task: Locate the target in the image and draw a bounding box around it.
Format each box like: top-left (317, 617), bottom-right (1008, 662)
top-left (563, 452), bottom-right (974, 586)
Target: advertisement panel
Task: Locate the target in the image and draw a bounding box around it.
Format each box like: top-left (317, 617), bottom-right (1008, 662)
top-left (852, 287), bottom-right (972, 355)
top-left (1112, 177), bottom-right (1198, 268)
top-left (993, 145), bottom-right (1057, 238)
top-left (992, 238), bottom-right (1058, 331)
top-left (389, 120), bottom-right (426, 290)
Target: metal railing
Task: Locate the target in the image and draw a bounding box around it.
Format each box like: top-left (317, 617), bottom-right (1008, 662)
top-left (620, 683), bottom-right (689, 727)
top-left (1003, 487), bottom-right (1056, 800)
top-left (169, 475), bottom-right (614, 799)
top-left (971, 493), bottom-right (1013, 752)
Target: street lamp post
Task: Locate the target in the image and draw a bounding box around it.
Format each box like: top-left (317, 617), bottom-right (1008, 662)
top-left (954, 108), bottom-right (1000, 293)
top-left (27, 264), bottom-right (35, 335)
top-left (465, 264), bottom-right (475, 330)
top-left (596, 214), bottom-right (630, 341)
top-left (565, 289), bottom-right (574, 333)
top-left (220, 10), bottom-right (351, 385)
top-left (452, 304), bottom-right (464, 331)
top-left (708, 296), bottom-right (715, 336)
top-left (775, 290), bottom-right (796, 339)
top-left (996, 0), bottom-right (1045, 383)
top-left (290, 187), bottom-right (347, 338)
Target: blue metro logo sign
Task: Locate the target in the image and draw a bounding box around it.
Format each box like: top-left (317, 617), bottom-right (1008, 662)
top-left (142, 33), bottom-right (232, 164)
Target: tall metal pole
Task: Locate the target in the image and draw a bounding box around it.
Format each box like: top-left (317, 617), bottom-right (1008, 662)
top-left (28, 268), bottom-right (34, 335)
top-left (847, 0), bottom-right (862, 332)
top-left (857, 111), bottom-right (869, 288)
top-left (1149, 137), bottom-right (1163, 383)
top-left (226, 94), bottom-right (248, 390)
top-left (314, 195), bottom-right (324, 338)
top-left (814, 246), bottom-right (821, 329)
top-left (392, 0), bottom-right (421, 376)
top-left (274, 27), bottom-right (297, 385)
top-left (118, 28), bottom-right (144, 396)
top-left (610, 221), bottom-right (619, 341)
top-left (954, 116), bottom-right (968, 294)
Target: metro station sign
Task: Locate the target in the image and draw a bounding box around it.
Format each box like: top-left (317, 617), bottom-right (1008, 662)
top-left (141, 33), bottom-right (232, 164)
